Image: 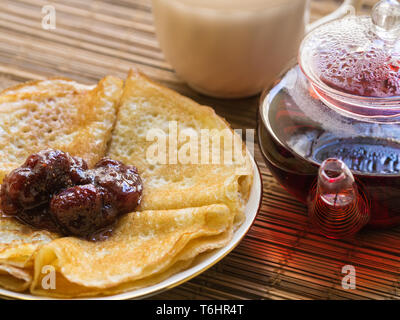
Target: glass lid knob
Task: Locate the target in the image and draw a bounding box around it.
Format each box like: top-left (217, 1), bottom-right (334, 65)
top-left (372, 0), bottom-right (400, 41)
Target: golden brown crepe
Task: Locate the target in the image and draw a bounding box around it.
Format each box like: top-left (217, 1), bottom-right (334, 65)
top-left (0, 76), bottom-right (123, 295)
top-left (0, 76), bottom-right (123, 179)
top-left (0, 217), bottom-right (57, 268)
top-left (0, 70), bottom-right (253, 298)
top-left (31, 204), bottom-right (232, 298)
top-left (0, 264), bottom-right (32, 292)
top-left (108, 70), bottom-right (253, 225)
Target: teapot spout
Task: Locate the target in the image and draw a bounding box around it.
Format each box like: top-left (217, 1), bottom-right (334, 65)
top-left (308, 158), bottom-right (370, 239)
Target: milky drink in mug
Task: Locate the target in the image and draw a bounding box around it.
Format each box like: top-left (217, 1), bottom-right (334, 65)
top-left (152, 0), bottom-right (309, 98)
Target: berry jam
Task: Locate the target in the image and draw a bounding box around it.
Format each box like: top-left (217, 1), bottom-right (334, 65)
top-left (0, 150), bottom-right (143, 240)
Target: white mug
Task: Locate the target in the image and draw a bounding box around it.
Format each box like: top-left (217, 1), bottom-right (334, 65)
top-left (152, 0), bottom-right (363, 99)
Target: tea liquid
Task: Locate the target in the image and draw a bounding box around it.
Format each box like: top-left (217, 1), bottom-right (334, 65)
top-left (259, 66), bottom-right (400, 228)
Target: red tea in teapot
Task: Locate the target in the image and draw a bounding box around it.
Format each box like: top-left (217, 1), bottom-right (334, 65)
top-left (259, 3), bottom-right (400, 238)
top-left (259, 66), bottom-right (400, 229)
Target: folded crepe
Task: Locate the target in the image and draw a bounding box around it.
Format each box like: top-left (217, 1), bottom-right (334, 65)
top-left (0, 76), bottom-right (123, 176)
top-left (108, 70), bottom-right (253, 225)
top-left (0, 264), bottom-right (32, 292)
top-left (0, 76), bottom-right (123, 294)
top-left (0, 218), bottom-right (58, 292)
top-left (31, 204), bottom-right (233, 298)
top-left (0, 70), bottom-right (253, 298)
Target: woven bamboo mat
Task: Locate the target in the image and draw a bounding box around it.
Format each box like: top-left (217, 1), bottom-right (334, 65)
top-left (0, 0), bottom-right (399, 300)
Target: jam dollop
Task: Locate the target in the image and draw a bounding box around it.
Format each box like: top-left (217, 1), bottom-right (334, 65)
top-left (0, 149), bottom-right (143, 240)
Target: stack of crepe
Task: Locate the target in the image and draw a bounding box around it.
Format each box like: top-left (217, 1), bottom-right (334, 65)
top-left (0, 70), bottom-right (253, 298)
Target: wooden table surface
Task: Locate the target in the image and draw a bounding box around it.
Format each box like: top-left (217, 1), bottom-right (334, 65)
top-left (1, 0), bottom-right (400, 300)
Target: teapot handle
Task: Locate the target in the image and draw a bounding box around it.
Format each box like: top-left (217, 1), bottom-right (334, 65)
top-left (306, 0), bottom-right (364, 33)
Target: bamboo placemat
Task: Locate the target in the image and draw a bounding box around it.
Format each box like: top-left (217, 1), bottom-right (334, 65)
top-left (0, 0), bottom-right (399, 300)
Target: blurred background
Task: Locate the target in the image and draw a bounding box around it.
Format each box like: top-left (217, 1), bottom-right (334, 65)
top-left (0, 0), bottom-right (375, 87)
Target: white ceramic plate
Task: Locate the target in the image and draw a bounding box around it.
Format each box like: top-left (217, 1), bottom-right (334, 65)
top-left (0, 155), bottom-right (262, 300)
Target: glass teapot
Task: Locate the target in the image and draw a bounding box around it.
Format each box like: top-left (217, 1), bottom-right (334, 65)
top-left (258, 0), bottom-right (400, 239)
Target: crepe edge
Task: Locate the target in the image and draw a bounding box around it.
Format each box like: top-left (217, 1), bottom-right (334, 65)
top-left (30, 204), bottom-right (235, 298)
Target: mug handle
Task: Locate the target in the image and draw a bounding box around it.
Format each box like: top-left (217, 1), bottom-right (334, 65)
top-left (306, 0), bottom-right (364, 33)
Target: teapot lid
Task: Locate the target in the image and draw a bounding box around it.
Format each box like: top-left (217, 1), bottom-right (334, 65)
top-left (300, 0), bottom-right (400, 98)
